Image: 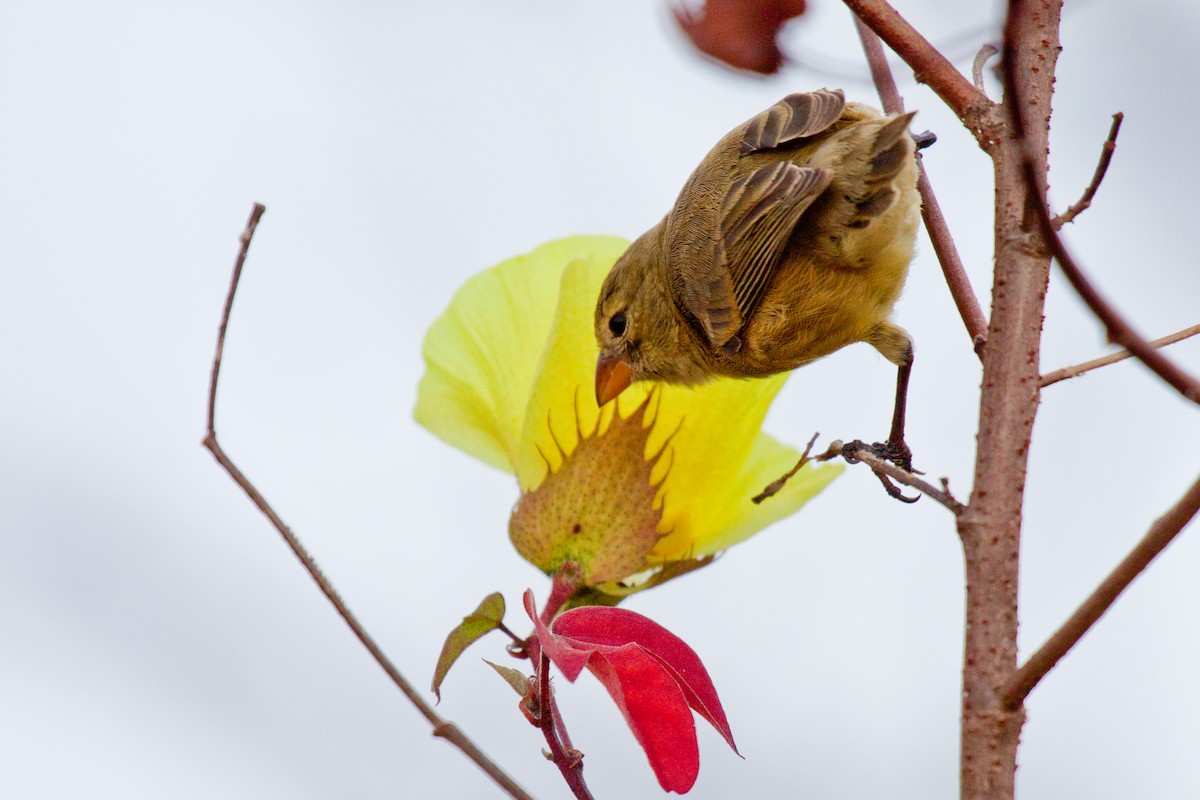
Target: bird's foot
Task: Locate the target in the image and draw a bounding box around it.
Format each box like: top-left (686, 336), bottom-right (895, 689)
top-left (842, 439), bottom-right (920, 504)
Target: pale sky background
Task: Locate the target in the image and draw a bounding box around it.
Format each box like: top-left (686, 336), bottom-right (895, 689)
top-left (3, 2), bottom-right (1199, 798)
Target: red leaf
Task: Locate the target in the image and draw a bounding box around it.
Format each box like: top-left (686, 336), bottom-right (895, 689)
top-left (524, 589), bottom-right (593, 680)
top-left (553, 605), bottom-right (738, 754)
top-left (524, 590), bottom-right (737, 793)
top-left (587, 646), bottom-right (699, 793)
top-left (671, 0), bottom-right (808, 75)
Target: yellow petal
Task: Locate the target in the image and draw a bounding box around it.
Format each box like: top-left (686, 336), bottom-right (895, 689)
top-left (415, 236), bottom-right (629, 474)
top-left (668, 431), bottom-right (842, 559)
top-left (514, 244), bottom-right (646, 490)
top-left (646, 377), bottom-right (842, 561)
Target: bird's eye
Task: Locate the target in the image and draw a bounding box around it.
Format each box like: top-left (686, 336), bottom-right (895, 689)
top-left (608, 310), bottom-right (627, 337)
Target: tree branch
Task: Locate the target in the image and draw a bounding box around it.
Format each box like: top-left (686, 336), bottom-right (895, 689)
top-left (841, 0), bottom-right (994, 129)
top-left (853, 15), bottom-right (990, 356)
top-left (1001, 12), bottom-right (1200, 404)
top-left (203, 205), bottom-right (533, 800)
top-left (1040, 323), bottom-right (1200, 388)
top-left (1000, 473), bottom-right (1200, 709)
top-left (951, 2), bottom-right (1063, 796)
top-left (1052, 112), bottom-right (1123, 229)
top-left (830, 440), bottom-right (965, 514)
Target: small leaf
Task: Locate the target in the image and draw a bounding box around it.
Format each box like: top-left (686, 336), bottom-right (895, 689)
top-left (432, 592), bottom-right (506, 701)
top-left (483, 659), bottom-right (531, 697)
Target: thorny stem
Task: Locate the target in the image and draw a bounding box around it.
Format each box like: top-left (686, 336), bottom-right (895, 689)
top-left (1000, 473), bottom-right (1200, 709)
top-left (1040, 323), bottom-right (1200, 388)
top-left (1002, 8), bottom-right (1200, 404)
top-left (852, 14), bottom-right (989, 355)
top-left (948, 1), bottom-right (1062, 797)
top-left (203, 205), bottom-right (533, 800)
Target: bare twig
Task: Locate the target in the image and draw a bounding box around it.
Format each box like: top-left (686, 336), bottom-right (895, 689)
top-left (1000, 473), bottom-right (1200, 709)
top-left (853, 16), bottom-right (990, 356)
top-left (1041, 323), bottom-right (1200, 388)
top-left (972, 44), bottom-right (998, 94)
top-left (1052, 113), bottom-right (1123, 229)
top-left (753, 432), bottom-right (820, 504)
top-left (823, 440), bottom-right (966, 514)
top-left (202, 205), bottom-right (533, 800)
top-left (1001, 11), bottom-right (1200, 405)
top-left (853, 14), bottom-right (904, 112)
top-left (205, 204), bottom-right (265, 432)
top-left (841, 0), bottom-right (992, 127)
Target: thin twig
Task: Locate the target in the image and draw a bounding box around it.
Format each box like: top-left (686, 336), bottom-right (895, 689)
top-left (824, 440), bottom-right (966, 514)
top-left (841, 0), bottom-right (991, 124)
top-left (536, 653), bottom-right (593, 800)
top-left (1052, 113), bottom-right (1123, 229)
top-left (202, 205), bottom-right (534, 800)
top-left (1001, 15), bottom-right (1200, 405)
top-left (206, 204), bottom-right (265, 432)
top-left (853, 14), bottom-right (904, 113)
top-left (972, 44), bottom-right (998, 94)
top-left (752, 432), bottom-right (820, 504)
top-left (1041, 323), bottom-right (1200, 388)
top-left (1000, 473), bottom-right (1200, 709)
top-left (853, 16), bottom-right (990, 356)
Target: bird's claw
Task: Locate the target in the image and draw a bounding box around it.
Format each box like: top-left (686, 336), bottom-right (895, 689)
top-left (875, 471), bottom-right (920, 503)
top-left (842, 439), bottom-right (920, 504)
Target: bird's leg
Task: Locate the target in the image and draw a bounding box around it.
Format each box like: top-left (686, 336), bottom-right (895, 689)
top-left (879, 357), bottom-right (913, 472)
top-left (851, 329), bottom-right (919, 502)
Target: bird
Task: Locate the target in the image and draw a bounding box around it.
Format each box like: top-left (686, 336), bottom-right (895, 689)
top-left (593, 88), bottom-right (921, 498)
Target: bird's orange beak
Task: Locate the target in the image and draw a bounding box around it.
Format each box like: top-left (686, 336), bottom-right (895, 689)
top-left (595, 353), bottom-right (633, 406)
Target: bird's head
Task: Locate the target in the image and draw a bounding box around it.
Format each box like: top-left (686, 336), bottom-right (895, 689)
top-left (594, 228), bottom-right (712, 406)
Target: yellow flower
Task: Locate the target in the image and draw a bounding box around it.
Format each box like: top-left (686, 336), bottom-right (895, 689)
top-left (415, 236), bottom-right (840, 595)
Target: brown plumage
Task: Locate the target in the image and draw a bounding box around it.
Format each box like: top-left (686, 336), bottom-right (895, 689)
top-left (594, 89), bottom-right (921, 485)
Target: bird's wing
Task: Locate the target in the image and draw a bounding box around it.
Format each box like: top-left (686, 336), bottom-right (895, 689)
top-left (740, 89), bottom-right (845, 154)
top-left (719, 163), bottom-right (833, 338)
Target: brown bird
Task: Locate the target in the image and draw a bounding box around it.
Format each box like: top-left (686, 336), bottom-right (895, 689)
top-left (593, 89), bottom-right (920, 496)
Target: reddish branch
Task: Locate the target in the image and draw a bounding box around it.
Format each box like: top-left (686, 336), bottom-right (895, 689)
top-left (842, 0), bottom-right (991, 128)
top-left (1001, 473), bottom-right (1200, 709)
top-left (1052, 113), bottom-right (1123, 229)
top-left (536, 652), bottom-right (594, 800)
top-left (964, 1), bottom-right (1061, 797)
top-left (203, 205), bottom-right (533, 800)
top-left (853, 16), bottom-right (989, 354)
top-left (528, 568), bottom-right (593, 800)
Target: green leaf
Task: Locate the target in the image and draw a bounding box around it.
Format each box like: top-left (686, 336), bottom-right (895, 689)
top-left (432, 592), bottom-right (506, 701)
top-left (482, 659), bottom-right (531, 697)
